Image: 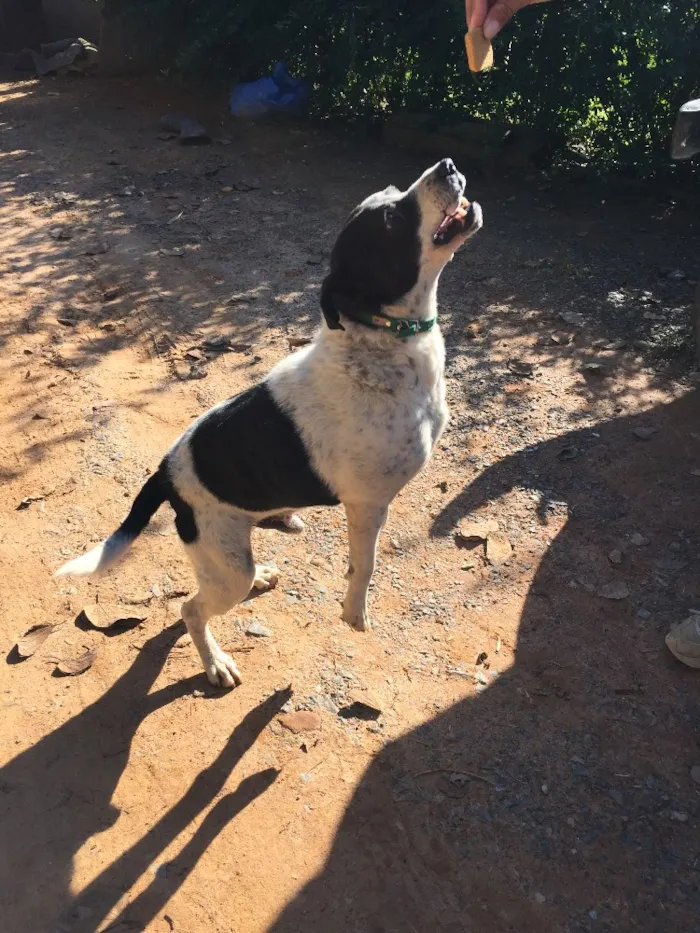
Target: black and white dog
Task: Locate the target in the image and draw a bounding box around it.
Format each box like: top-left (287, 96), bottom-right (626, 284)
top-left (56, 159), bottom-right (483, 687)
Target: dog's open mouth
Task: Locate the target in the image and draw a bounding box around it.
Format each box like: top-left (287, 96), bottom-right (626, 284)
top-left (433, 197), bottom-right (474, 246)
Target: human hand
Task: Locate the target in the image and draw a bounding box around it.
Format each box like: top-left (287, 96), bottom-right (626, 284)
top-left (466, 0), bottom-right (550, 41)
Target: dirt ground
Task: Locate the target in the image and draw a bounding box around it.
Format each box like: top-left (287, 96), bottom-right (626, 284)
top-left (1, 74), bottom-right (699, 933)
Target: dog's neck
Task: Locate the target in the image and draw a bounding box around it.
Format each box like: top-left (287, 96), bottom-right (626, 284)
top-left (382, 267), bottom-right (441, 323)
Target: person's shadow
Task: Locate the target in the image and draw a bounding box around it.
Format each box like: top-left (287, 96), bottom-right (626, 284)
top-left (268, 390), bottom-right (700, 933)
top-left (0, 622), bottom-right (289, 933)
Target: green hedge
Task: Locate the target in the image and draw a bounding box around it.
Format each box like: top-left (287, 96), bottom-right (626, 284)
top-left (105, 0), bottom-right (700, 174)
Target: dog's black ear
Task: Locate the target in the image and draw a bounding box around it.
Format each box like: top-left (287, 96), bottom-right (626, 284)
top-left (320, 275), bottom-right (345, 331)
top-left (321, 274), bottom-right (382, 330)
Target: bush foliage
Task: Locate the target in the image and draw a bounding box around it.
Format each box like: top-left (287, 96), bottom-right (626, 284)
top-left (106, 0), bottom-right (700, 173)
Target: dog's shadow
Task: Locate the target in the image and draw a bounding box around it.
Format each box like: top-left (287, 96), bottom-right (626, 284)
top-left (268, 390), bottom-right (700, 933)
top-left (0, 622), bottom-right (289, 933)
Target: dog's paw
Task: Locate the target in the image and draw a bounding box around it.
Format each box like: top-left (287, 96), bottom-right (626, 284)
top-left (283, 513), bottom-right (305, 533)
top-left (253, 564), bottom-right (279, 591)
top-left (205, 650), bottom-right (242, 688)
top-left (342, 604), bottom-right (371, 632)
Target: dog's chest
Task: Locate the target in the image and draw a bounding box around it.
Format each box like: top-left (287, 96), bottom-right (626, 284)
top-left (270, 333), bottom-right (448, 500)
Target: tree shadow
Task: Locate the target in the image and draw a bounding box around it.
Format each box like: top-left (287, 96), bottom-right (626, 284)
top-left (0, 620), bottom-right (289, 933)
top-left (268, 390), bottom-right (700, 932)
top-left (0, 76), bottom-right (698, 479)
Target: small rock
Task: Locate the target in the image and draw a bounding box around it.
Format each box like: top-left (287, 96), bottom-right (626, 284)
top-left (507, 359), bottom-right (534, 378)
top-left (631, 533), bottom-right (649, 547)
top-left (279, 711), bottom-right (322, 734)
top-left (534, 892), bottom-right (546, 904)
top-left (202, 335), bottom-right (228, 349)
top-left (307, 694), bottom-right (339, 714)
top-left (670, 811), bottom-right (689, 823)
top-left (637, 608), bottom-right (652, 620)
top-left (49, 225), bottom-right (72, 240)
top-left (246, 620), bottom-right (272, 637)
top-left (84, 240), bottom-right (109, 256)
top-left (455, 519), bottom-right (499, 543)
top-left (288, 335), bottom-right (313, 348)
top-left (486, 534), bottom-right (513, 568)
top-left (664, 268), bottom-right (687, 282)
top-left (608, 549), bottom-right (623, 565)
top-left (633, 426), bottom-right (659, 441)
top-left (690, 765), bottom-right (700, 784)
top-left (557, 446), bottom-right (579, 462)
top-left (589, 910), bottom-right (598, 920)
top-left (560, 311), bottom-right (585, 327)
top-left (173, 633), bottom-right (192, 649)
top-left (581, 361), bottom-right (604, 374)
top-left (193, 689), bottom-right (205, 697)
top-left (102, 285), bottom-right (120, 302)
top-left (599, 581), bottom-right (629, 600)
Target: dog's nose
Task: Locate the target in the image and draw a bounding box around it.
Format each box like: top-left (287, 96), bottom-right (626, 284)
top-left (436, 158), bottom-right (457, 178)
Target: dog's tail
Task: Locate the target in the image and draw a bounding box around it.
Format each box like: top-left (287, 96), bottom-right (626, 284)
top-left (55, 469), bottom-right (167, 578)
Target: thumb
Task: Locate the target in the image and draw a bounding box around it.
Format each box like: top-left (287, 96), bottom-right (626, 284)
top-left (483, 0), bottom-right (531, 40)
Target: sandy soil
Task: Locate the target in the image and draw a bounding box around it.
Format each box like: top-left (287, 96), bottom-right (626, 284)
top-left (0, 75), bottom-right (699, 933)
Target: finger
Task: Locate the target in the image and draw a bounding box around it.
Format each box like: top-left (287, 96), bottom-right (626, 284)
top-left (466, 0), bottom-right (489, 30)
top-left (483, 0), bottom-right (531, 39)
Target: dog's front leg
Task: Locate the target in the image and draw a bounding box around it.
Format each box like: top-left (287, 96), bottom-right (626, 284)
top-left (342, 503), bottom-right (388, 632)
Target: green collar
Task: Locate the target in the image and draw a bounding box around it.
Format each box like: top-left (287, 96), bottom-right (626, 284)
top-left (351, 309), bottom-right (437, 338)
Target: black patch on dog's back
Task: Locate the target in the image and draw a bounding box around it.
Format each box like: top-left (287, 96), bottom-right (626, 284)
top-left (190, 383), bottom-right (339, 512)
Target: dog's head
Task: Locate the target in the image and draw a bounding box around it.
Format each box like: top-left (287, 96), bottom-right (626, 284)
top-left (321, 159), bottom-right (482, 330)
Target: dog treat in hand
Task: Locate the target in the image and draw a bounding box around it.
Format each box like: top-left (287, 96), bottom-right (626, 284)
top-left (465, 27), bottom-right (494, 72)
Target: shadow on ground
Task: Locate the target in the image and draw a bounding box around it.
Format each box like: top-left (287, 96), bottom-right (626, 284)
top-left (0, 621), bottom-right (289, 933)
top-left (0, 76), bottom-right (698, 452)
top-left (269, 391), bottom-right (700, 933)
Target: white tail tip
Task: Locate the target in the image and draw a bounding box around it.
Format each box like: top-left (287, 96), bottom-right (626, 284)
top-left (54, 532), bottom-right (132, 578)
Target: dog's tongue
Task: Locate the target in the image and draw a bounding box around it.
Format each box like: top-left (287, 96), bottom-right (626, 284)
top-left (437, 197), bottom-right (470, 234)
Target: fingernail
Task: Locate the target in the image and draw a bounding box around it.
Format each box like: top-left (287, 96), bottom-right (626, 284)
top-left (483, 18), bottom-right (498, 40)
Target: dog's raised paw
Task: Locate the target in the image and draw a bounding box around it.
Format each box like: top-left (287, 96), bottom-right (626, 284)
top-left (206, 651), bottom-right (242, 688)
top-left (253, 564), bottom-right (279, 591)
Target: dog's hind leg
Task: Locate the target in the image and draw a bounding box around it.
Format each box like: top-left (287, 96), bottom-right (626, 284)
top-left (341, 503), bottom-right (388, 632)
top-left (180, 514), bottom-right (258, 688)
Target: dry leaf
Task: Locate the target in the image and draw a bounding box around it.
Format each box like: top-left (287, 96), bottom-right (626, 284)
top-left (80, 603), bottom-right (148, 631)
top-left (56, 647), bottom-right (97, 676)
top-left (16, 623), bottom-right (61, 658)
top-left (599, 581), bottom-right (630, 600)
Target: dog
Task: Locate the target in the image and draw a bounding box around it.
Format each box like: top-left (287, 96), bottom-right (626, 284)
top-left (56, 158), bottom-right (483, 687)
